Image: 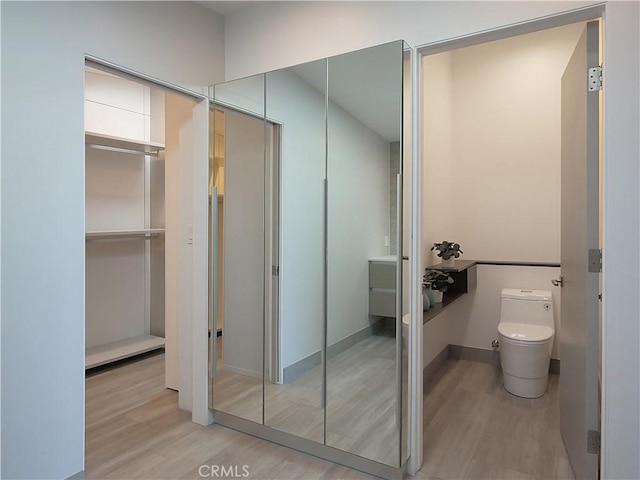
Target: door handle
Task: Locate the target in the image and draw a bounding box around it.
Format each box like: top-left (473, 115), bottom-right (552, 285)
top-left (552, 276), bottom-right (564, 287)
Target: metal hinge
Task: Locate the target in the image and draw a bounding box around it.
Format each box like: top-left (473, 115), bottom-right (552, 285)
top-left (272, 265), bottom-right (279, 276)
top-left (587, 429), bottom-right (601, 455)
top-left (588, 65), bottom-right (603, 91)
top-left (588, 249), bottom-right (602, 273)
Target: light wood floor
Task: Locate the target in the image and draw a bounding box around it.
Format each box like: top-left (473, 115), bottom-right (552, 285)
top-left (86, 353), bottom-right (574, 479)
top-left (212, 333), bottom-right (403, 466)
top-left (86, 351), bottom-right (377, 480)
top-left (416, 358), bottom-right (575, 480)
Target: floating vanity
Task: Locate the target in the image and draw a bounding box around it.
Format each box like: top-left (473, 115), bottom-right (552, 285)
top-left (368, 256), bottom-right (398, 317)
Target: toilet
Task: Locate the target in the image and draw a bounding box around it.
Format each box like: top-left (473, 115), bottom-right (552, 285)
top-left (498, 288), bottom-right (554, 398)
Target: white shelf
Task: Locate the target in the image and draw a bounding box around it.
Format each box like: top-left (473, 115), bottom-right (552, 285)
top-left (85, 228), bottom-right (165, 240)
top-left (86, 334), bottom-right (165, 369)
top-left (86, 131), bottom-right (165, 156)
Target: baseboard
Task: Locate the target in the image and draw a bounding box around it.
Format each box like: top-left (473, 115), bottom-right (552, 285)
top-left (283, 319), bottom-right (384, 384)
top-left (550, 358), bottom-right (560, 374)
top-left (423, 345), bottom-right (449, 391)
top-left (449, 344), bottom-right (500, 366)
top-left (283, 350), bottom-right (321, 383)
top-left (423, 344), bottom-right (561, 391)
top-left (222, 364), bottom-right (262, 379)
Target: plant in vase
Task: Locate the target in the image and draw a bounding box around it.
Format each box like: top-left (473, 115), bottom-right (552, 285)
top-left (423, 269), bottom-right (454, 305)
top-left (431, 241), bottom-right (463, 267)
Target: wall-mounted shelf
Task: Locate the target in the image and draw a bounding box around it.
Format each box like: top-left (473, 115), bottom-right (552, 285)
top-left (86, 131), bottom-right (165, 157)
top-left (424, 260), bottom-right (477, 324)
top-left (85, 334), bottom-right (165, 369)
top-left (85, 228), bottom-right (165, 240)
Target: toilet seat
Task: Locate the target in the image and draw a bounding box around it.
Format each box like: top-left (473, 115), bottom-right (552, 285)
top-left (498, 322), bottom-right (554, 344)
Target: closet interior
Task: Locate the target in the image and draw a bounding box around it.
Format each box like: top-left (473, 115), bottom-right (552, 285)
top-left (84, 64), bottom-right (185, 380)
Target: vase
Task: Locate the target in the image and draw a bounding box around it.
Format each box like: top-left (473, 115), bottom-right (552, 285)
top-left (422, 288), bottom-right (431, 311)
top-left (424, 286), bottom-right (435, 305)
top-left (442, 257), bottom-right (455, 268)
top-left (432, 289), bottom-right (444, 303)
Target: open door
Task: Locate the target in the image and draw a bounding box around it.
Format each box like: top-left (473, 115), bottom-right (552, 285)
top-left (559, 20), bottom-right (600, 480)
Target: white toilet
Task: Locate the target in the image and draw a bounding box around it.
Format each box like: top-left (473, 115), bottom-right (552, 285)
top-left (498, 288), bottom-right (554, 398)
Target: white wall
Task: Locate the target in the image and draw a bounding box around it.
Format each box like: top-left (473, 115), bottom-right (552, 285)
top-left (601, 3), bottom-right (640, 477)
top-left (423, 24), bottom-right (583, 267)
top-left (266, 68), bottom-right (325, 369)
top-left (422, 52), bottom-right (454, 266)
top-left (327, 102), bottom-right (391, 346)
top-left (223, 1), bottom-right (595, 80)
top-left (266, 66), bottom-right (392, 367)
top-left (222, 2), bottom-right (639, 477)
top-left (222, 109), bottom-right (265, 377)
top-left (450, 24), bottom-right (583, 263)
top-left (0, 2), bottom-right (224, 478)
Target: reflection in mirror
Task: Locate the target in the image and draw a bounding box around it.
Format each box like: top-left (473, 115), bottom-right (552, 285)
top-left (208, 40), bottom-right (409, 475)
top-left (325, 41), bottom-right (404, 467)
top-left (263, 59), bottom-right (327, 442)
top-left (209, 75), bottom-right (266, 424)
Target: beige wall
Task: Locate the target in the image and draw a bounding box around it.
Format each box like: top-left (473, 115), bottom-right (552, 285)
top-left (423, 23), bottom-right (584, 265)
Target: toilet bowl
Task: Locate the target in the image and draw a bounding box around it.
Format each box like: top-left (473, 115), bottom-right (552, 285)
top-left (498, 288), bottom-right (554, 398)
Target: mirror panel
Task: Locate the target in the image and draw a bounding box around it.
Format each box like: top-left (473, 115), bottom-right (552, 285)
top-left (263, 59), bottom-right (327, 442)
top-left (210, 75), bottom-right (266, 424)
top-left (325, 41), bottom-right (404, 466)
top-left (208, 40), bottom-right (408, 471)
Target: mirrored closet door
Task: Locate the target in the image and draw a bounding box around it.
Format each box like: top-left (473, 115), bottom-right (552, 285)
top-left (208, 40), bottom-right (410, 475)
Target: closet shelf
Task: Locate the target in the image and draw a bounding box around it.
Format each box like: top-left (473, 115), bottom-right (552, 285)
top-left (85, 228), bottom-right (165, 240)
top-left (86, 131), bottom-right (165, 157)
top-left (85, 334), bottom-right (165, 369)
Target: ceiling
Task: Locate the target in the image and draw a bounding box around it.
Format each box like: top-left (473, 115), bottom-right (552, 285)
top-left (197, 1), bottom-right (257, 16)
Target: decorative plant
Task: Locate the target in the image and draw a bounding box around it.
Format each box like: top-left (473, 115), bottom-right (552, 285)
top-left (431, 241), bottom-right (463, 260)
top-left (423, 269), bottom-right (454, 292)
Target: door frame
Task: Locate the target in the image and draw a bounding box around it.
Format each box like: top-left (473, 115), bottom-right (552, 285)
top-left (411, 3), bottom-right (605, 475)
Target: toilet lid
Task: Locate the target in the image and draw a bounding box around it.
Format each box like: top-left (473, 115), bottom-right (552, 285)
top-left (498, 322), bottom-right (554, 342)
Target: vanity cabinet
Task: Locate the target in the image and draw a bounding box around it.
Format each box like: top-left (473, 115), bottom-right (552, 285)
top-left (369, 259), bottom-right (397, 317)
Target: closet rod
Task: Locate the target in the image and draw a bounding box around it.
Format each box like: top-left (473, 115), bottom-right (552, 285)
top-left (85, 229), bottom-right (165, 241)
top-left (86, 143), bottom-right (162, 157)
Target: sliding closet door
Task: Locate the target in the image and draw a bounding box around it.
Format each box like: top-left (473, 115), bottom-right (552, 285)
top-left (325, 41), bottom-right (405, 467)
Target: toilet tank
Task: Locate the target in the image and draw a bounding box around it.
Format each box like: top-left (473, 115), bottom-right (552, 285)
top-left (500, 288), bottom-right (554, 329)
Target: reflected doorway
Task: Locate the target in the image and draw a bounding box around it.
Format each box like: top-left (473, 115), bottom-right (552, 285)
top-left (209, 104), bottom-right (281, 425)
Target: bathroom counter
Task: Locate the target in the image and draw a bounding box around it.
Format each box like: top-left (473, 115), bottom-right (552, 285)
top-left (423, 292), bottom-right (465, 324)
top-left (423, 260), bottom-right (477, 324)
top-left (368, 255), bottom-right (397, 263)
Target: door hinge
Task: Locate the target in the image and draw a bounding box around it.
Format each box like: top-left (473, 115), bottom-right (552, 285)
top-left (588, 65), bottom-right (603, 91)
top-left (272, 265), bottom-right (279, 276)
top-left (587, 429), bottom-right (601, 455)
top-left (588, 249), bottom-right (602, 273)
